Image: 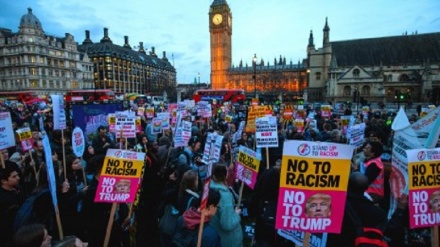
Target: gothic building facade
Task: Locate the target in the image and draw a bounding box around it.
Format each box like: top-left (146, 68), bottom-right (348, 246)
top-left (209, 0), bottom-right (440, 104)
top-left (209, 0), bottom-right (307, 102)
top-left (0, 8), bottom-right (93, 96)
top-left (308, 20), bottom-right (440, 104)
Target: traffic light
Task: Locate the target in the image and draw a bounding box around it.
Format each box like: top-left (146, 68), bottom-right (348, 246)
top-left (394, 90), bottom-right (398, 100)
top-left (399, 93), bottom-right (405, 100)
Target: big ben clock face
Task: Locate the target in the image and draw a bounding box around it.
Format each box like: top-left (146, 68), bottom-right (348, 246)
top-left (213, 14), bottom-right (223, 25)
top-left (228, 16), bottom-right (231, 27)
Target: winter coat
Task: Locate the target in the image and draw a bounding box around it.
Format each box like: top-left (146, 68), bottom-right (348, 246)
top-left (209, 180), bottom-right (243, 247)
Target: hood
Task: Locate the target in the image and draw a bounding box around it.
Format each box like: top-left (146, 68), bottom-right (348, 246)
top-left (183, 207), bottom-right (210, 230)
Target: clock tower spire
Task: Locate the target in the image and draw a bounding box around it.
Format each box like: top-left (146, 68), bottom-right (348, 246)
top-left (209, 0), bottom-right (232, 89)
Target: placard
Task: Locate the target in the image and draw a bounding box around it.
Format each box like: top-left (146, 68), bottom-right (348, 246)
top-left (95, 149), bottom-right (145, 203)
top-left (276, 141), bottom-right (354, 233)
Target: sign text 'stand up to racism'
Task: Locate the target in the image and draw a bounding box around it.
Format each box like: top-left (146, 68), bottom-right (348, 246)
top-left (407, 147), bottom-right (440, 229)
top-left (94, 149), bottom-right (145, 203)
top-left (276, 141), bottom-right (354, 233)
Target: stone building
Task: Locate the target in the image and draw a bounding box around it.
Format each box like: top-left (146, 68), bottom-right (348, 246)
top-left (77, 29), bottom-right (177, 98)
top-left (0, 8), bottom-right (93, 96)
top-left (307, 19), bottom-right (440, 105)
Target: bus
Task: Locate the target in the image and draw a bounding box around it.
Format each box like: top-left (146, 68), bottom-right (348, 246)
top-left (193, 89), bottom-right (246, 103)
top-left (65, 89), bottom-right (115, 103)
top-left (0, 91), bottom-right (45, 106)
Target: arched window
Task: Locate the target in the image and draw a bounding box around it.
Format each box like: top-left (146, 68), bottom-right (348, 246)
top-left (343, 86), bottom-right (351, 96)
top-left (353, 69), bottom-right (360, 77)
top-left (315, 72), bottom-right (321, 80)
top-left (361, 85), bottom-right (370, 95)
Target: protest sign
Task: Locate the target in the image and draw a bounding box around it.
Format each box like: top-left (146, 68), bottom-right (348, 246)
top-left (282, 105), bottom-right (294, 121)
top-left (347, 123), bottom-right (366, 148)
top-left (277, 229), bottom-right (327, 247)
top-left (16, 127), bottom-right (33, 152)
top-left (294, 119), bottom-right (305, 133)
top-left (276, 140), bottom-right (354, 233)
top-left (320, 105), bottom-right (332, 118)
top-left (95, 149), bottom-right (145, 203)
top-left (51, 95), bottom-right (66, 130)
top-left (152, 117), bottom-right (162, 134)
top-left (235, 146), bottom-right (261, 189)
top-left (0, 112), bottom-right (16, 166)
top-left (115, 115), bottom-right (136, 138)
top-left (255, 116), bottom-right (278, 148)
top-left (157, 112), bottom-right (170, 129)
top-left (245, 106), bottom-right (267, 133)
top-left (71, 127), bottom-right (85, 157)
top-left (407, 147), bottom-right (440, 229)
top-left (202, 132), bottom-right (224, 176)
top-left (390, 106), bottom-right (440, 217)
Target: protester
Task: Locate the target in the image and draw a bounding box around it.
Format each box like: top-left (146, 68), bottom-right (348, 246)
top-left (173, 188), bottom-right (222, 247)
top-left (327, 172), bottom-right (387, 246)
top-left (52, 235), bottom-right (88, 247)
top-left (361, 140), bottom-right (385, 203)
top-left (209, 163), bottom-right (243, 247)
top-left (0, 165), bottom-right (25, 245)
top-left (12, 223), bottom-right (52, 247)
top-left (91, 126), bottom-right (113, 155)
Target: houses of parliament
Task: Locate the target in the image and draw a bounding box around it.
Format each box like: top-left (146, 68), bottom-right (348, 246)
top-left (209, 0), bottom-right (440, 104)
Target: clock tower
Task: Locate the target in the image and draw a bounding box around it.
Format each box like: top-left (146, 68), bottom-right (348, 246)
top-left (209, 0), bottom-right (232, 89)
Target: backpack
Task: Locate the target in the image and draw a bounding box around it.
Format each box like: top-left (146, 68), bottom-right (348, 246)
top-left (346, 202), bottom-right (388, 247)
top-left (172, 216), bottom-right (199, 247)
top-left (13, 188), bottom-right (49, 232)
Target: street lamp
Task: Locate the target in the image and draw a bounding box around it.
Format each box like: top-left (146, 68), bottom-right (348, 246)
top-left (253, 53), bottom-right (257, 98)
top-left (198, 72), bottom-right (200, 84)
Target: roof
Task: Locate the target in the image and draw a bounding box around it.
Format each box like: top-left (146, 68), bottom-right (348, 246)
top-left (78, 42), bottom-right (175, 71)
top-left (19, 8), bottom-right (43, 31)
top-left (211, 0), bottom-right (228, 6)
top-left (331, 32), bottom-right (440, 67)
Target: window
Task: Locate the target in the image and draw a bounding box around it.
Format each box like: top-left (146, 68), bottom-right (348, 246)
top-left (362, 85), bottom-right (370, 95)
top-left (343, 86), bottom-right (351, 96)
top-left (315, 72), bottom-right (321, 80)
top-left (399, 74), bottom-right (409, 82)
top-left (353, 69), bottom-right (360, 77)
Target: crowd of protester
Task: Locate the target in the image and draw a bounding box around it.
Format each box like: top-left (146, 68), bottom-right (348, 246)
top-left (0, 100), bottom-right (438, 247)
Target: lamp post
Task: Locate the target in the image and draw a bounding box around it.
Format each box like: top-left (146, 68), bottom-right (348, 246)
top-left (253, 53), bottom-right (257, 99)
top-left (198, 72), bottom-right (200, 84)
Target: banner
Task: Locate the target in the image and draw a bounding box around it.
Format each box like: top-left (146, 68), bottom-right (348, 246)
top-left (71, 103), bottom-right (123, 143)
top-left (235, 146), bottom-right (261, 189)
top-left (72, 127), bottom-right (85, 157)
top-left (51, 95), bottom-right (66, 130)
top-left (95, 149), bottom-right (145, 203)
top-left (407, 147), bottom-right (440, 229)
top-left (152, 118), bottom-right (162, 134)
top-left (276, 140), bottom-right (355, 233)
top-left (255, 116), bottom-right (278, 148)
top-left (0, 112), bottom-right (15, 150)
top-left (42, 135), bottom-right (58, 207)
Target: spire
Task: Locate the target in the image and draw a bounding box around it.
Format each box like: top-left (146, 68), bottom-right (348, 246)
top-left (82, 30), bottom-right (93, 45)
top-left (308, 30), bottom-right (314, 47)
top-left (323, 17), bottom-right (330, 46)
top-left (323, 17), bottom-right (330, 32)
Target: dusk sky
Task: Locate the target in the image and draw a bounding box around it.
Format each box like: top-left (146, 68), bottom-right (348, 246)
top-left (1, 0), bottom-right (439, 84)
